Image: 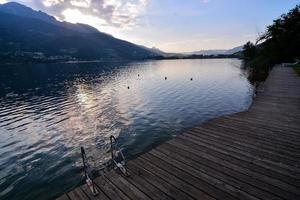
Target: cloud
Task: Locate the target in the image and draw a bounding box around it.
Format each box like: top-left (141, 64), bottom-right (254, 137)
top-left (28, 0), bottom-right (148, 28)
top-left (62, 8), bottom-right (108, 26)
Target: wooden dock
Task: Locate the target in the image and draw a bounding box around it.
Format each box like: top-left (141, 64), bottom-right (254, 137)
top-left (57, 65), bottom-right (300, 200)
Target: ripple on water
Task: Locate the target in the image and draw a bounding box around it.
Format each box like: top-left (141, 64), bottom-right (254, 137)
top-left (0, 59), bottom-right (253, 200)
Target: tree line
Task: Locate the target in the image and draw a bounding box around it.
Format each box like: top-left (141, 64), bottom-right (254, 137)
top-left (243, 5), bottom-right (300, 82)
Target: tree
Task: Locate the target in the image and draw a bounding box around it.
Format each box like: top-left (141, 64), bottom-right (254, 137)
top-left (243, 4), bottom-right (300, 82)
top-left (257, 5), bottom-right (300, 63)
top-left (243, 41), bottom-right (256, 60)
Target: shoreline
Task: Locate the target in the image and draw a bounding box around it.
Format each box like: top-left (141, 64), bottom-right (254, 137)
top-left (0, 56), bottom-right (241, 66)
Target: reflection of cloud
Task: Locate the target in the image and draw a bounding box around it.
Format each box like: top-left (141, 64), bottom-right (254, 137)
top-left (31, 0), bottom-right (148, 28)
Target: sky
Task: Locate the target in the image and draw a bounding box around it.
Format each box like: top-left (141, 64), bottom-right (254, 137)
top-left (0, 0), bottom-right (299, 52)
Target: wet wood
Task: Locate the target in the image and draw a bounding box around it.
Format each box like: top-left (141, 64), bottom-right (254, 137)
top-left (80, 183), bottom-right (110, 200)
top-left (67, 188), bottom-right (88, 200)
top-left (124, 164), bottom-right (173, 200)
top-left (127, 161), bottom-right (193, 200)
top-left (57, 65), bottom-right (300, 200)
top-left (136, 155), bottom-right (217, 200)
top-left (93, 176), bottom-right (128, 200)
top-left (104, 171), bottom-right (151, 200)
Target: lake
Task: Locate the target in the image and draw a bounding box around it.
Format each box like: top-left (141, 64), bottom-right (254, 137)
top-left (0, 59), bottom-right (253, 200)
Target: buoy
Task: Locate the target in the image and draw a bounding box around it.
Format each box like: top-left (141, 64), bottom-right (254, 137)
top-left (138, 74), bottom-right (140, 77)
top-left (165, 77), bottom-right (167, 80)
top-left (190, 78), bottom-right (193, 81)
top-left (127, 86), bottom-right (130, 89)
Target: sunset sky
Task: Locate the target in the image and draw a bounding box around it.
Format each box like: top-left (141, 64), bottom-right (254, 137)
top-left (1, 0), bottom-right (299, 52)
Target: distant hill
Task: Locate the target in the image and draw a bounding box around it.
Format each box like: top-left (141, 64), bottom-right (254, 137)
top-left (139, 46), bottom-right (183, 57)
top-left (224, 46), bottom-right (244, 55)
top-left (184, 46), bottom-right (243, 56)
top-left (0, 2), bottom-right (160, 63)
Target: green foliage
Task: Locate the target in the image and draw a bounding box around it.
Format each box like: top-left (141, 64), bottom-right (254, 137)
top-left (243, 41), bottom-right (257, 60)
top-left (247, 56), bottom-right (271, 82)
top-left (243, 5), bottom-right (300, 82)
top-left (258, 5), bottom-right (300, 63)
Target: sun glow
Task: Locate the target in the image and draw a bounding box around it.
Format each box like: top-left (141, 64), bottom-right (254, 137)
top-left (61, 8), bottom-right (107, 26)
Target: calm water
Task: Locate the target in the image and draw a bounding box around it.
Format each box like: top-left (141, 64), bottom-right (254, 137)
top-left (0, 59), bottom-right (253, 200)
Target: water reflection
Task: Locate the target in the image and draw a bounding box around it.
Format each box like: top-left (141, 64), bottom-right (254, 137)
top-left (0, 59), bottom-right (253, 200)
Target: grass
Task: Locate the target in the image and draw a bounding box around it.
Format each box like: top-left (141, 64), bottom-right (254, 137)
top-left (244, 56), bottom-right (271, 83)
top-left (293, 64), bottom-right (300, 76)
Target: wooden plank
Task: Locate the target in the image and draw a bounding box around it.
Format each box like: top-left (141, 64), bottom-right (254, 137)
top-left (206, 116), bottom-right (300, 141)
top-left (222, 115), bottom-right (300, 137)
top-left (253, 96), bottom-right (300, 105)
top-left (224, 115), bottom-right (300, 135)
top-left (177, 134), bottom-right (300, 177)
top-left (104, 170), bottom-right (151, 200)
top-left (162, 141), bottom-right (300, 195)
top-left (93, 175), bottom-right (128, 200)
top-left (149, 149), bottom-right (284, 200)
top-left (134, 156), bottom-right (218, 200)
top-left (127, 161), bottom-right (194, 200)
top-left (80, 184), bottom-right (110, 200)
top-left (250, 106), bottom-right (300, 118)
top-left (212, 114), bottom-right (300, 138)
top-left (125, 165), bottom-right (173, 200)
top-left (143, 151), bottom-right (258, 200)
top-left (156, 142), bottom-right (300, 199)
top-left (67, 187), bottom-right (88, 200)
top-left (193, 124), bottom-right (300, 158)
top-left (204, 119), bottom-right (300, 150)
top-left (234, 112), bottom-right (300, 128)
top-left (251, 99), bottom-right (300, 109)
top-left (167, 138), bottom-right (300, 187)
top-left (187, 129), bottom-right (300, 166)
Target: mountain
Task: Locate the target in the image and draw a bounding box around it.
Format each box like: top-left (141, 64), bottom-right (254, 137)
top-left (0, 2), bottom-right (100, 34)
top-left (185, 45), bottom-right (243, 56)
top-left (139, 46), bottom-right (183, 57)
top-left (0, 2), bottom-right (160, 63)
top-left (0, 2), bottom-right (56, 23)
top-left (224, 46), bottom-right (244, 55)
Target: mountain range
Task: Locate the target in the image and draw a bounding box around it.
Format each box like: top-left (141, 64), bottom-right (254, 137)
top-left (0, 2), bottom-right (242, 63)
top-left (184, 46), bottom-right (243, 56)
top-left (0, 2), bottom-right (160, 63)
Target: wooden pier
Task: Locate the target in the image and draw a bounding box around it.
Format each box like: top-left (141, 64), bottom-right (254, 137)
top-left (57, 65), bottom-right (300, 200)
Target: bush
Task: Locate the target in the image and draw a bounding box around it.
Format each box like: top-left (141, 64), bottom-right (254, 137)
top-left (246, 56), bottom-right (272, 82)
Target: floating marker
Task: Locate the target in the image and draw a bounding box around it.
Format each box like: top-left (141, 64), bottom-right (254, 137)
top-left (191, 78), bottom-right (193, 81)
top-left (127, 86), bottom-right (130, 89)
top-left (138, 74), bottom-right (140, 77)
top-left (165, 77), bottom-right (167, 80)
